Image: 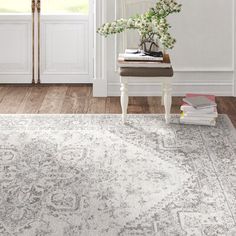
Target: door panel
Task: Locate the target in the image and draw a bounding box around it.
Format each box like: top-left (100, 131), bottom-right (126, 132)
top-left (40, 0), bottom-right (93, 84)
top-left (40, 15), bottom-right (92, 83)
top-left (0, 15), bottom-right (32, 83)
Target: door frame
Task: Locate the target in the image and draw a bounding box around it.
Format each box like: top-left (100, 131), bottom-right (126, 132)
top-left (93, 0), bottom-right (108, 97)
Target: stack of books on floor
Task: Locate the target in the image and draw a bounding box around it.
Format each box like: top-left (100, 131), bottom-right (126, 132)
top-left (118, 49), bottom-right (171, 68)
top-left (180, 94), bottom-right (218, 126)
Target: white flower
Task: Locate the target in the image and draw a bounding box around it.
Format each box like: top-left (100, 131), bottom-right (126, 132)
top-left (127, 19), bottom-right (133, 27)
top-left (170, 3), bottom-right (175, 9)
top-left (159, 18), bottom-right (165, 25)
top-left (159, 9), bottom-right (165, 15)
top-left (153, 27), bottom-right (158, 33)
top-left (97, 0), bottom-right (182, 49)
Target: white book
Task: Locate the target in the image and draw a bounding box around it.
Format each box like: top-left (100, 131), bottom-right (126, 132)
top-left (180, 117), bottom-right (216, 126)
top-left (118, 54), bottom-right (171, 68)
top-left (123, 53), bottom-right (163, 62)
top-left (181, 105), bottom-right (216, 114)
top-left (181, 116), bottom-right (215, 121)
top-left (183, 112), bottom-right (218, 118)
top-left (124, 49), bottom-right (164, 58)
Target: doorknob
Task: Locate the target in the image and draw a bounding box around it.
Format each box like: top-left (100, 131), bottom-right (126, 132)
top-left (36, 0), bottom-right (41, 13)
top-left (32, 0), bottom-right (36, 13)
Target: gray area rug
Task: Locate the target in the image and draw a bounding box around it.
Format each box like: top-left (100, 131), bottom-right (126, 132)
top-left (0, 114), bottom-right (236, 236)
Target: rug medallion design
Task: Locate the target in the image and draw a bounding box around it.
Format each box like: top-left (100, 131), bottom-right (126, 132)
top-left (0, 115), bottom-right (235, 236)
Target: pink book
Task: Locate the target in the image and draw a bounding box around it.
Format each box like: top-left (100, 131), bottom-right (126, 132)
top-left (186, 94), bottom-right (215, 101)
top-left (182, 94), bottom-right (215, 106)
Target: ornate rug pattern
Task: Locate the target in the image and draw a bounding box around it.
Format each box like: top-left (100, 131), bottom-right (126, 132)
top-left (0, 115), bottom-right (236, 236)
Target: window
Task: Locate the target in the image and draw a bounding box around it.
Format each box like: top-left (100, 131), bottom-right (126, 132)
top-left (0, 0), bottom-right (89, 14)
top-left (0, 0), bottom-right (31, 13)
top-left (42, 0), bottom-right (89, 14)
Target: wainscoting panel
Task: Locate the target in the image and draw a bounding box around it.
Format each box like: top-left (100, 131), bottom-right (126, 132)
top-left (108, 72), bottom-right (233, 96)
top-left (108, 84), bottom-right (232, 97)
top-left (0, 15), bottom-right (32, 83)
top-left (104, 0), bottom-right (235, 96)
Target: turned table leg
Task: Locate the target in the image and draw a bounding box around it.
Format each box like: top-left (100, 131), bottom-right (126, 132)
top-left (163, 79), bottom-right (172, 124)
top-left (161, 82), bottom-right (165, 106)
top-left (120, 77), bottom-right (129, 123)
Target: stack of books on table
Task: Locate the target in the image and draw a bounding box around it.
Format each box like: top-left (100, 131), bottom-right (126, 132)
top-left (118, 49), bottom-right (171, 68)
top-left (180, 94), bottom-right (218, 126)
top-left (122, 49), bottom-right (164, 62)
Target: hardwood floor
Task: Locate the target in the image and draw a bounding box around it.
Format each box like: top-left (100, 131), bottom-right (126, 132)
top-left (0, 85), bottom-right (236, 127)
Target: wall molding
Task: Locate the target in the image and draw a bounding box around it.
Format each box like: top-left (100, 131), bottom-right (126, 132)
top-left (174, 68), bottom-right (234, 73)
top-left (107, 68), bottom-right (234, 96)
top-left (109, 82), bottom-right (233, 86)
top-left (108, 83), bottom-right (232, 97)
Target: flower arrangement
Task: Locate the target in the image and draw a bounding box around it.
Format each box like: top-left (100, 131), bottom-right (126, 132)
top-left (97, 0), bottom-right (182, 53)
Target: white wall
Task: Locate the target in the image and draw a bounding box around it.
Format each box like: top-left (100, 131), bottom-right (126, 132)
top-left (95, 0), bottom-right (236, 97)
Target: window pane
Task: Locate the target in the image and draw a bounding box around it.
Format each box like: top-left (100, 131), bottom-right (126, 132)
top-left (42, 0), bottom-right (89, 14)
top-left (0, 0), bottom-right (31, 13)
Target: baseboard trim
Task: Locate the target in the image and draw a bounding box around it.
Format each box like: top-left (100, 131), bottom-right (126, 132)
top-left (109, 82), bottom-right (233, 86)
top-left (108, 83), bottom-right (233, 96)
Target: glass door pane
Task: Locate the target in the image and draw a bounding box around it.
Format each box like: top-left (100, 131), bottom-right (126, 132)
top-left (42, 0), bottom-right (89, 14)
top-left (0, 0), bottom-right (31, 13)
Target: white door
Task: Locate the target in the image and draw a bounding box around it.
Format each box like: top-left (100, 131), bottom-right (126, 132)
top-left (0, 0), bottom-right (93, 84)
top-left (40, 0), bottom-right (93, 83)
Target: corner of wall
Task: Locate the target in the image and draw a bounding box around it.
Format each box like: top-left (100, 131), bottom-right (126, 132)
top-left (93, 0), bottom-right (108, 97)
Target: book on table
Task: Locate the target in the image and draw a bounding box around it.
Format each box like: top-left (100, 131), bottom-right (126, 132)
top-left (181, 105), bottom-right (216, 114)
top-left (123, 49), bottom-right (163, 62)
top-left (180, 94), bottom-right (218, 126)
top-left (118, 52), bottom-right (171, 68)
top-left (118, 49), bottom-right (164, 62)
top-left (123, 53), bottom-right (163, 62)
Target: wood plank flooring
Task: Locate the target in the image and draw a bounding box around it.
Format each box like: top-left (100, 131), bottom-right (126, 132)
top-left (0, 85), bottom-right (236, 127)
